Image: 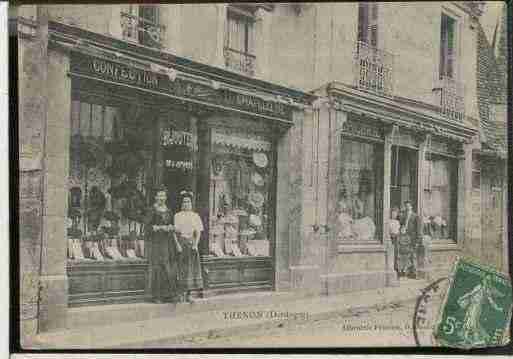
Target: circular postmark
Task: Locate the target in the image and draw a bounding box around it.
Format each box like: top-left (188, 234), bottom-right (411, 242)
top-left (412, 277), bottom-right (450, 346)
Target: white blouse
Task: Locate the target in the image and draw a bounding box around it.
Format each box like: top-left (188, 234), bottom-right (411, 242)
top-left (389, 219), bottom-right (401, 236)
top-left (174, 211), bottom-right (204, 239)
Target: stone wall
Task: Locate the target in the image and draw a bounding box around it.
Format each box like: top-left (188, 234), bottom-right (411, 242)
top-left (18, 15), bottom-right (46, 344)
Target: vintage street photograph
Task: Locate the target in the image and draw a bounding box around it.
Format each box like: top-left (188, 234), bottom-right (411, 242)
top-left (13, 1), bottom-right (510, 350)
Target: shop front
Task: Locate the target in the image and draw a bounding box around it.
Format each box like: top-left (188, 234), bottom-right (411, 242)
top-left (48, 21), bottom-right (311, 308)
top-left (315, 83), bottom-right (477, 293)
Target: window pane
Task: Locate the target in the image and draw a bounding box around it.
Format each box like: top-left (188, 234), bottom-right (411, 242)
top-left (91, 104), bottom-right (103, 139)
top-left (423, 155), bottom-right (457, 240)
top-left (358, 3), bottom-right (369, 43)
top-left (79, 102), bottom-right (91, 137)
top-left (208, 131), bottom-right (272, 257)
top-left (247, 21), bottom-right (254, 54)
top-left (104, 106), bottom-right (117, 142)
top-left (70, 100), bottom-right (80, 136)
top-left (337, 139), bottom-right (379, 241)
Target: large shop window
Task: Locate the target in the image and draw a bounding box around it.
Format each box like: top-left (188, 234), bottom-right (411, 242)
top-left (208, 128), bottom-right (273, 257)
top-left (336, 139), bottom-right (383, 242)
top-left (67, 99), bottom-right (154, 261)
top-left (422, 154), bottom-right (458, 241)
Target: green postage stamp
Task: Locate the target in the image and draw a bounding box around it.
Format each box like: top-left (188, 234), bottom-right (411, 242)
top-left (434, 258), bottom-right (512, 348)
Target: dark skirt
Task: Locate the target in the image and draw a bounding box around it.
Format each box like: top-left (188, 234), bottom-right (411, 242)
top-left (179, 238), bottom-right (204, 291)
top-left (397, 233), bottom-right (416, 274)
top-left (149, 233), bottom-right (180, 302)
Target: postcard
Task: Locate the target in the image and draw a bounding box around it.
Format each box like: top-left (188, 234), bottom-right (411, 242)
top-left (13, 1), bottom-right (510, 351)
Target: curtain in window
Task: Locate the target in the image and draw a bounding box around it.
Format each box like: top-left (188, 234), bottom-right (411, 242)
top-left (337, 139), bottom-right (378, 241)
top-left (423, 155), bottom-right (456, 240)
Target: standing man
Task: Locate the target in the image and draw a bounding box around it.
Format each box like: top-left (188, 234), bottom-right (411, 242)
top-left (398, 200), bottom-right (420, 278)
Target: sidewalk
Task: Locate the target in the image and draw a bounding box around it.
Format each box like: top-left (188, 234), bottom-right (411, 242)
top-left (30, 278), bottom-right (428, 349)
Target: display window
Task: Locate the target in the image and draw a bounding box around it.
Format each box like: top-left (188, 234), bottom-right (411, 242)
top-left (207, 128), bottom-right (273, 257)
top-left (67, 98), bottom-right (154, 262)
top-left (422, 153), bottom-right (458, 241)
top-left (336, 138), bottom-right (383, 242)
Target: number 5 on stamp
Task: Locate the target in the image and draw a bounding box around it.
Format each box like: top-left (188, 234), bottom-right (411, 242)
top-left (434, 258), bottom-right (512, 348)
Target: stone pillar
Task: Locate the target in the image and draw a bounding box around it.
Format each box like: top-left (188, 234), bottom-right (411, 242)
top-left (18, 9), bottom-right (45, 342)
top-left (416, 133), bottom-right (432, 280)
top-left (383, 125), bottom-right (399, 286)
top-left (325, 102), bottom-right (346, 261)
top-left (288, 104), bottom-right (322, 295)
top-left (37, 6), bottom-right (71, 332)
top-left (459, 142), bottom-right (474, 254)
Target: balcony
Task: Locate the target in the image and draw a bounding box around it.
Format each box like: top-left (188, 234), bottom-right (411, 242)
top-left (223, 47), bottom-right (256, 77)
top-left (120, 11), bottom-right (165, 48)
top-left (434, 76), bottom-right (465, 122)
top-left (353, 41), bottom-right (395, 97)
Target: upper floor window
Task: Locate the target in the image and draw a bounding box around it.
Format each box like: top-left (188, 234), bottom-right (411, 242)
top-left (224, 5), bottom-right (256, 76)
top-left (358, 2), bottom-right (378, 47)
top-left (354, 3), bottom-right (394, 96)
top-left (439, 13), bottom-right (456, 79)
top-left (436, 12), bottom-right (464, 121)
top-left (121, 5), bottom-right (165, 48)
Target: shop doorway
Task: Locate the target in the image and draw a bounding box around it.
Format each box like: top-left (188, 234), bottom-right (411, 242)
top-left (158, 111), bottom-right (197, 214)
top-left (390, 146), bottom-right (418, 212)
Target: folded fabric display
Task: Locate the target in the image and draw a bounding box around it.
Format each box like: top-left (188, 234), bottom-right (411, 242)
top-left (232, 243), bottom-right (243, 257)
top-left (105, 246), bottom-right (124, 260)
top-left (246, 239), bottom-right (270, 256)
top-left (125, 248), bottom-right (137, 259)
top-left (69, 238), bottom-right (85, 260)
top-left (210, 242), bottom-right (225, 257)
top-left (246, 241), bottom-right (258, 256)
top-left (90, 243), bottom-right (104, 261)
top-left (223, 237), bottom-right (234, 255)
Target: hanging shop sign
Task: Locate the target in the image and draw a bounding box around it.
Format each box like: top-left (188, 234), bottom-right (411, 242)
top-left (70, 53), bottom-right (294, 122)
top-left (161, 129), bottom-right (196, 150)
top-left (165, 159), bottom-right (194, 170)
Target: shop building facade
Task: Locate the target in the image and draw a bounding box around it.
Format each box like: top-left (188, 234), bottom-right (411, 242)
top-left (15, 2), bottom-right (508, 342)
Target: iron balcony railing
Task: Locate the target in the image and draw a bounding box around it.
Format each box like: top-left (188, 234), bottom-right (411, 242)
top-left (121, 11), bottom-right (166, 48)
top-left (223, 47), bottom-right (256, 77)
top-left (434, 76), bottom-right (465, 122)
top-left (353, 41), bottom-right (395, 97)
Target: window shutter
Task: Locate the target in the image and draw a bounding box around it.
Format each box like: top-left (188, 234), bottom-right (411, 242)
top-left (357, 3), bottom-right (369, 44)
top-left (440, 15), bottom-right (448, 79)
top-left (369, 3), bottom-right (378, 47)
top-left (446, 17), bottom-right (455, 78)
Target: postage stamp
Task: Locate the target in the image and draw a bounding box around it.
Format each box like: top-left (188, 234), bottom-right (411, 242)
top-left (434, 258), bottom-right (512, 349)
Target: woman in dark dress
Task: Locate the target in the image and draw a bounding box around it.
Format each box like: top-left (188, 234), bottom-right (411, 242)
top-left (145, 187), bottom-right (182, 303)
top-left (174, 191), bottom-right (204, 303)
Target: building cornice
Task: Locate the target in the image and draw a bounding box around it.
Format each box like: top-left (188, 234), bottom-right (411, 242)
top-left (47, 20), bottom-right (315, 106)
top-left (325, 82), bottom-right (478, 143)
